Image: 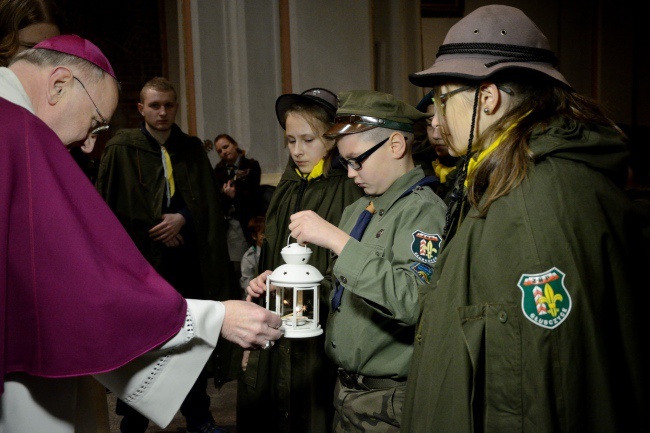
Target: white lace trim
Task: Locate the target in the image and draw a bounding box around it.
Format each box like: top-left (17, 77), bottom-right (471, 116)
top-left (122, 309), bottom-right (196, 403)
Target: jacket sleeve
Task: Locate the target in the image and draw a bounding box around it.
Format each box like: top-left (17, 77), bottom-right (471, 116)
top-left (333, 191), bottom-right (446, 325)
top-left (95, 142), bottom-right (119, 204)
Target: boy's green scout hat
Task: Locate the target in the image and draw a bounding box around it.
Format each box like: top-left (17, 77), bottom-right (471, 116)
top-left (324, 90), bottom-right (429, 138)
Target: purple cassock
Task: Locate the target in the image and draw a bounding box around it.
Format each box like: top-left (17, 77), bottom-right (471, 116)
top-left (0, 97), bottom-right (187, 393)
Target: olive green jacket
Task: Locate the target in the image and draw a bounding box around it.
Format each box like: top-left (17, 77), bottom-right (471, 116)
top-left (238, 158), bottom-right (364, 433)
top-left (96, 126), bottom-right (231, 299)
top-left (325, 166), bottom-right (447, 378)
top-left (403, 118), bottom-right (648, 432)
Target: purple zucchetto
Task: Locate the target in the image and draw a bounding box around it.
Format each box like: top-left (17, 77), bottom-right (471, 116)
top-left (34, 34), bottom-right (116, 80)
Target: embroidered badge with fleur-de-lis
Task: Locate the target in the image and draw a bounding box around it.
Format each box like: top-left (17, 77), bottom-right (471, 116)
top-left (518, 267), bottom-right (572, 329)
top-left (411, 230), bottom-right (441, 264)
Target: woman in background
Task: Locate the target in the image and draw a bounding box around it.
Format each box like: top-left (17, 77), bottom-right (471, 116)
top-left (213, 133), bottom-right (262, 298)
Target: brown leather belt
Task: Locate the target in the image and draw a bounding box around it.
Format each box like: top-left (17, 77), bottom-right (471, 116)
top-left (337, 368), bottom-right (406, 391)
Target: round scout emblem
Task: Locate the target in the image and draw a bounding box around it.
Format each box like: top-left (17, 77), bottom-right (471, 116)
top-left (518, 267), bottom-right (572, 329)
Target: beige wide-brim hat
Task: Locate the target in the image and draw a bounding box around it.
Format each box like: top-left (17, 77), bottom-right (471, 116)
top-left (410, 5), bottom-right (570, 88)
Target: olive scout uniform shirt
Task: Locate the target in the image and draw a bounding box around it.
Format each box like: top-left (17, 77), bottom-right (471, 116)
top-left (323, 90), bottom-right (447, 381)
top-left (325, 166), bottom-right (446, 378)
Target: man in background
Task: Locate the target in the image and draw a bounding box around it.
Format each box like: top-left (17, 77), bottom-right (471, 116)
top-left (96, 77), bottom-right (232, 433)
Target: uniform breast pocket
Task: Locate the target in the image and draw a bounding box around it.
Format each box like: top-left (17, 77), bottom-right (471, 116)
top-left (365, 243), bottom-right (385, 258)
top-left (459, 303), bottom-right (522, 428)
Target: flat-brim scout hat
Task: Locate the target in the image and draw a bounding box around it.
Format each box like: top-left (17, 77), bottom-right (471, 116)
top-left (409, 5), bottom-right (570, 88)
top-left (325, 90), bottom-right (429, 139)
top-left (275, 88), bottom-right (338, 130)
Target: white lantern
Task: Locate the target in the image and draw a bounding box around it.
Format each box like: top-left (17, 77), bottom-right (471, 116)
top-left (266, 242), bottom-right (323, 338)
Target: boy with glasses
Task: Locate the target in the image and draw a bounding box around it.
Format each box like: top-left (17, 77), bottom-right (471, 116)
top-left (285, 90), bottom-right (447, 432)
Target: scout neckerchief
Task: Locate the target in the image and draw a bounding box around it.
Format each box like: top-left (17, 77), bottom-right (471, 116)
top-left (160, 146), bottom-right (175, 207)
top-left (443, 118), bottom-right (521, 240)
top-left (227, 155), bottom-right (242, 178)
top-left (433, 160), bottom-right (456, 184)
top-left (465, 120), bottom-right (520, 187)
top-left (331, 175), bottom-right (438, 310)
top-left (330, 200), bottom-right (375, 310)
top-left (295, 159), bottom-right (324, 181)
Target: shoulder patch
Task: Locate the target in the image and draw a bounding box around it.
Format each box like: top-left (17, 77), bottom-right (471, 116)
top-left (411, 230), bottom-right (441, 264)
top-left (518, 267), bottom-right (572, 329)
top-left (410, 262), bottom-right (433, 284)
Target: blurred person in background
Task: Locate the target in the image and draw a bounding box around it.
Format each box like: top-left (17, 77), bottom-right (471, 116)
top-left (0, 0), bottom-right (60, 67)
top-left (213, 133), bottom-right (262, 299)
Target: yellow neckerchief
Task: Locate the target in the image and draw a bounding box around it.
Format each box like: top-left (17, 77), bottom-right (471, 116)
top-left (160, 146), bottom-right (175, 205)
top-left (464, 121), bottom-right (518, 187)
top-left (433, 160), bottom-right (456, 184)
top-left (294, 159), bottom-right (324, 181)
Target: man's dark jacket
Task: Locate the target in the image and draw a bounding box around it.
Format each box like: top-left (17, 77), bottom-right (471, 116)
top-left (96, 125), bottom-right (234, 383)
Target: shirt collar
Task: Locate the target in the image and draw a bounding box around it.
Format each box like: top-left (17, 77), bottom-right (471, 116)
top-left (372, 166), bottom-right (426, 212)
top-left (140, 121), bottom-right (183, 150)
top-left (0, 67), bottom-right (35, 113)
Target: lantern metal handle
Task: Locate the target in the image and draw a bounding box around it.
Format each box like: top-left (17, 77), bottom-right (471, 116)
top-left (286, 235), bottom-right (309, 251)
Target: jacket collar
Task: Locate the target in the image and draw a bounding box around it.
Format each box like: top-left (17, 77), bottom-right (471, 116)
top-left (371, 166), bottom-right (426, 214)
top-left (140, 122), bottom-right (185, 152)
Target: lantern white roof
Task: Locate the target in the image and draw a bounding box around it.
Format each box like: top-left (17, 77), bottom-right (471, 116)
top-left (269, 263), bottom-right (324, 284)
top-left (269, 242), bottom-right (324, 284)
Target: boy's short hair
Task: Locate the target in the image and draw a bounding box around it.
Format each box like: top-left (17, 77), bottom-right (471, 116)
top-left (140, 76), bottom-right (176, 102)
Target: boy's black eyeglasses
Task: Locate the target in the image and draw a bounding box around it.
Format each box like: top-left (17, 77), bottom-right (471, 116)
top-left (338, 137), bottom-right (390, 171)
top-left (73, 76), bottom-right (109, 136)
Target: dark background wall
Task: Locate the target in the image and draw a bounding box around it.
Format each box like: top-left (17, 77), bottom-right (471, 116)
top-left (58, 0), bottom-right (166, 159)
top-left (51, 0), bottom-right (647, 186)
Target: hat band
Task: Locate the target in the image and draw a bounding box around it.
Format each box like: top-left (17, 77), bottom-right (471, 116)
top-left (437, 42), bottom-right (558, 68)
top-left (334, 115), bottom-right (414, 133)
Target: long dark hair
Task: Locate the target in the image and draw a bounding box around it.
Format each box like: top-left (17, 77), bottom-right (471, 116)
top-left (468, 73), bottom-right (621, 216)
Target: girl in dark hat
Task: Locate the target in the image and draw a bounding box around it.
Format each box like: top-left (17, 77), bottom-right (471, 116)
top-left (237, 88), bottom-right (364, 433)
top-left (404, 5), bottom-right (646, 432)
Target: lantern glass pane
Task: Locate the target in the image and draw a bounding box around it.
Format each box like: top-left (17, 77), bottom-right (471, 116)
top-left (281, 287), bottom-right (315, 327)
